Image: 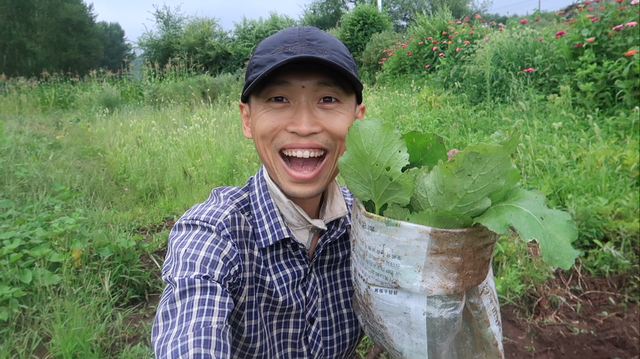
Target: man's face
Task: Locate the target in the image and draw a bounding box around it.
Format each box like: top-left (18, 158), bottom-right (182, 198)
top-left (239, 66), bottom-right (366, 212)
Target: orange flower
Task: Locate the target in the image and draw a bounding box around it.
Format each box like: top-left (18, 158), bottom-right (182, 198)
top-left (625, 49), bottom-right (638, 56)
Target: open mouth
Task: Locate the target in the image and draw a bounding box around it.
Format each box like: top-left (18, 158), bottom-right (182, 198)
top-left (281, 149), bottom-right (326, 173)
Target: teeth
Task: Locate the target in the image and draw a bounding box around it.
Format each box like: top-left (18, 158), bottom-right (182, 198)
top-left (282, 149), bottom-right (325, 158)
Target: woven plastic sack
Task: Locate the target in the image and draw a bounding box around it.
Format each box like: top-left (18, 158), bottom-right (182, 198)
top-left (351, 202), bottom-right (504, 359)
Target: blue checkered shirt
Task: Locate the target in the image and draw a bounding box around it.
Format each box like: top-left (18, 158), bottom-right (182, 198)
top-left (152, 166), bottom-right (362, 358)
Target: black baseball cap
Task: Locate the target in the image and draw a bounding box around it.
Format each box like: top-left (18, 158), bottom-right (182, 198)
top-left (241, 26), bottom-right (363, 104)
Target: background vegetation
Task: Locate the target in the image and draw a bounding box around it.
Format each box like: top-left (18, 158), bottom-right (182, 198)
top-left (0, 0), bottom-right (638, 357)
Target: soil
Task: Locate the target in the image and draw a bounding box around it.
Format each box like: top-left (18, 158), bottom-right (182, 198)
top-left (502, 269), bottom-right (639, 359)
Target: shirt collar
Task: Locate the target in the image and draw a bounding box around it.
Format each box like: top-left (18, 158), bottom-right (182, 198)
top-left (249, 166), bottom-right (292, 249)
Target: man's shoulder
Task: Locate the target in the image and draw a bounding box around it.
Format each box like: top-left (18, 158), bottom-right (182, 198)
top-left (180, 183), bottom-right (253, 228)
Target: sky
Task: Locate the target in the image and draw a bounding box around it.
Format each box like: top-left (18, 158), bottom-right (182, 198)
top-left (89, 0), bottom-right (579, 45)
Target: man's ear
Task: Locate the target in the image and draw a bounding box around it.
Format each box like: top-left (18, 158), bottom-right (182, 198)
top-left (355, 103), bottom-right (366, 120)
top-left (239, 101), bottom-right (253, 139)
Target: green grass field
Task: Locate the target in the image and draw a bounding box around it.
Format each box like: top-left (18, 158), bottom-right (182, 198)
top-left (0, 72), bottom-right (638, 357)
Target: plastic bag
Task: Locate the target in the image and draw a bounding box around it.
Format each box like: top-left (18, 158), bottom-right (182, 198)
top-left (351, 202), bottom-right (504, 359)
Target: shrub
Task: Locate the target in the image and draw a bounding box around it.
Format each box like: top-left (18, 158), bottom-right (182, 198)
top-left (339, 4), bottom-right (392, 60)
top-left (359, 30), bottom-right (404, 85)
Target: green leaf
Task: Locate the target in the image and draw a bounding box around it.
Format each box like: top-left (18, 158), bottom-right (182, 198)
top-left (412, 143), bottom-right (513, 218)
top-left (18, 269), bottom-right (33, 284)
top-left (338, 119), bottom-right (414, 214)
top-left (408, 210), bottom-right (473, 229)
top-left (48, 251), bottom-right (66, 263)
top-left (488, 165), bottom-right (521, 204)
top-left (35, 268), bottom-right (61, 286)
top-left (474, 188), bottom-right (579, 270)
top-left (402, 131), bottom-right (448, 170)
top-left (383, 204), bottom-right (411, 221)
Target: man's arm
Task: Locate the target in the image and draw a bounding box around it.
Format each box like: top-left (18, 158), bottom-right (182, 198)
top-left (151, 219), bottom-right (240, 359)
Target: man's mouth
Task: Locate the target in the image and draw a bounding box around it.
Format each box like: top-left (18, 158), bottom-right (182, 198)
top-left (281, 149), bottom-right (326, 173)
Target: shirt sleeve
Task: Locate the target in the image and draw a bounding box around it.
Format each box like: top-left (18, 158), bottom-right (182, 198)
top-left (151, 218), bottom-right (241, 359)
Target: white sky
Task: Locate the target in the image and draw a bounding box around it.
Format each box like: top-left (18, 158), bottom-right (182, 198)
top-left (88, 0), bottom-right (578, 45)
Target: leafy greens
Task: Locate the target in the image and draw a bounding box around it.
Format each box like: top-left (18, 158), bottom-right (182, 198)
top-left (338, 118), bottom-right (579, 270)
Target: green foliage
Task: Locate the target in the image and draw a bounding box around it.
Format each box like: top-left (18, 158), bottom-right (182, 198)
top-left (96, 21), bottom-right (134, 72)
top-left (339, 118), bottom-right (579, 269)
top-left (300, 0), bottom-right (348, 30)
top-left (359, 31), bottom-right (405, 84)
top-left (339, 4), bottom-right (392, 60)
top-left (137, 4), bottom-right (187, 69)
top-left (0, 0), bottom-right (106, 77)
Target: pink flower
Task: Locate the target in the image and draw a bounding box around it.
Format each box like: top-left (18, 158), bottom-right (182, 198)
top-left (401, 43), bottom-right (407, 48)
top-left (439, 52), bottom-right (444, 57)
top-left (455, 47), bottom-right (461, 52)
top-left (484, 37), bottom-right (490, 42)
top-left (381, 58), bottom-right (387, 61)
top-left (474, 14), bottom-right (481, 19)
top-left (535, 17), bottom-right (541, 21)
top-left (626, 21), bottom-right (638, 27)
top-left (418, 41), bottom-right (424, 45)
top-left (555, 30), bottom-right (566, 38)
top-left (498, 27), bottom-right (504, 31)
top-left (523, 68), bottom-right (535, 73)
top-left (631, 0), bottom-right (639, 5)
top-left (591, 17), bottom-right (601, 22)
top-left (432, 46), bottom-right (438, 51)
top-left (587, 37), bottom-right (595, 42)
top-left (520, 18), bottom-right (528, 24)
top-left (407, 51), bottom-right (412, 56)
top-left (428, 36), bottom-right (433, 40)
top-left (432, 40), bottom-right (438, 44)
top-left (463, 40), bottom-right (470, 44)
top-left (575, 42), bottom-right (584, 48)
top-left (613, 24), bottom-right (624, 31)
top-left (537, 37), bottom-right (544, 41)
top-left (425, 65), bottom-right (431, 68)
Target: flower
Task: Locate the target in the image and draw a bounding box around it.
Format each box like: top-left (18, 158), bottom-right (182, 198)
top-left (523, 68), bottom-right (535, 72)
top-left (469, 31), bottom-right (474, 35)
top-left (432, 40), bottom-right (438, 44)
top-left (619, 6), bottom-right (626, 10)
top-left (584, 0), bottom-right (591, 4)
top-left (556, 10), bottom-right (565, 14)
top-left (613, 24), bottom-right (624, 31)
top-left (442, 31), bottom-right (448, 35)
top-left (439, 52), bottom-right (444, 57)
top-left (631, 0), bottom-right (639, 5)
top-left (520, 18), bottom-right (528, 24)
top-left (425, 65), bottom-right (431, 68)
top-left (428, 36), bottom-right (433, 40)
top-left (616, 0), bottom-right (623, 3)
top-left (626, 21), bottom-right (638, 27)
top-left (484, 37), bottom-right (490, 42)
top-left (587, 7), bottom-right (593, 11)
top-left (432, 46), bottom-right (438, 51)
top-left (587, 37), bottom-right (595, 42)
top-left (555, 30), bottom-right (566, 38)
top-left (599, 6), bottom-right (605, 10)
top-left (575, 42), bottom-right (584, 48)
top-left (448, 35), bottom-right (454, 39)
top-left (464, 16), bottom-right (470, 22)
top-left (591, 17), bottom-right (601, 22)
top-left (535, 17), bottom-right (541, 21)
top-left (381, 57), bottom-right (387, 61)
top-left (537, 37), bottom-right (544, 41)
top-left (474, 14), bottom-right (481, 19)
top-left (625, 49), bottom-right (638, 56)
top-left (481, 19), bottom-right (487, 23)
top-left (463, 40), bottom-right (470, 44)
top-left (498, 27), bottom-right (504, 31)
top-left (587, 14), bottom-right (595, 18)
top-left (418, 41), bottom-right (424, 45)
top-left (455, 47), bottom-right (461, 52)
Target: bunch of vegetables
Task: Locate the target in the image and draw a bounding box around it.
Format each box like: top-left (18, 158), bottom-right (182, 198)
top-left (338, 119), bottom-right (579, 270)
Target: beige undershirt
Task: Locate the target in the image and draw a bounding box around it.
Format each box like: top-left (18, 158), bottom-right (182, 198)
top-left (263, 169), bottom-right (348, 250)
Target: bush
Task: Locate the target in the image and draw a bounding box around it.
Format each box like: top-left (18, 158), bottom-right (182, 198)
top-left (359, 30), bottom-right (404, 85)
top-left (339, 4), bottom-right (392, 60)
top-left (143, 73), bottom-right (242, 107)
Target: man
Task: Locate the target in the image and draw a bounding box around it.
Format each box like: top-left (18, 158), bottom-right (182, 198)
top-left (152, 26), bottom-right (366, 358)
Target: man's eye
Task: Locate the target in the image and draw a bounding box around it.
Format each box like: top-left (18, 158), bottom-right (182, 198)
top-left (319, 96), bottom-right (338, 103)
top-left (269, 96), bottom-right (289, 103)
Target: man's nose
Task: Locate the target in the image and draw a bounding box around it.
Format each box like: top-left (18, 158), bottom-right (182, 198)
top-left (286, 103), bottom-right (323, 136)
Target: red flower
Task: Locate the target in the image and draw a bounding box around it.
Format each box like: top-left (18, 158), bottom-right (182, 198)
top-left (537, 37), bottom-right (544, 41)
top-left (556, 10), bottom-right (565, 15)
top-left (474, 14), bottom-right (482, 19)
top-left (407, 51), bottom-right (412, 56)
top-left (619, 6), bottom-right (626, 10)
top-left (599, 6), bottom-right (605, 9)
top-left (442, 31), bottom-right (448, 35)
top-left (523, 68), bottom-right (535, 72)
top-left (555, 30), bottom-right (566, 38)
top-left (587, 37), bottom-right (595, 42)
top-left (534, 17), bottom-right (541, 21)
top-left (448, 35), bottom-right (454, 39)
top-left (584, 0), bottom-right (591, 4)
top-left (464, 16), bottom-right (470, 22)
top-left (613, 24), bottom-right (624, 31)
top-left (463, 40), bottom-right (470, 44)
top-left (625, 49), bottom-right (638, 56)
top-left (520, 18), bottom-right (528, 24)
top-left (432, 40), bottom-right (438, 44)
top-left (381, 57), bottom-right (387, 61)
top-left (498, 27), bottom-right (504, 30)
top-left (575, 42), bottom-right (584, 48)
top-left (587, 7), bottom-right (593, 11)
top-left (469, 31), bottom-right (474, 35)
top-left (616, 0), bottom-right (623, 3)
top-left (481, 19), bottom-right (487, 23)
top-left (425, 65), bottom-right (431, 68)
top-left (432, 46), bottom-right (438, 51)
top-left (591, 17), bottom-right (601, 22)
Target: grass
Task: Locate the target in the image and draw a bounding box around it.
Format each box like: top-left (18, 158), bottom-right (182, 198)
top-left (0, 70), bottom-right (638, 357)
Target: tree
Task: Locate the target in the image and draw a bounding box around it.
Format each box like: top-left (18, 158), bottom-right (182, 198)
top-left (0, 0), bottom-right (104, 77)
top-left (300, 0), bottom-right (348, 30)
top-left (97, 21), bottom-right (133, 72)
top-left (339, 4), bottom-right (392, 60)
top-left (137, 4), bottom-right (186, 68)
top-left (178, 16), bottom-right (232, 74)
top-left (383, 0), bottom-right (491, 31)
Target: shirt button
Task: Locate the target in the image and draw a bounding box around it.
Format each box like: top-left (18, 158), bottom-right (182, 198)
top-left (309, 317), bottom-right (316, 325)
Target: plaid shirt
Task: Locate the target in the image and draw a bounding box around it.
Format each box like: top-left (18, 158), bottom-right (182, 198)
top-left (152, 166), bottom-right (362, 358)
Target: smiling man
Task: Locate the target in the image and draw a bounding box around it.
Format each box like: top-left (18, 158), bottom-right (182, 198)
top-left (152, 26), bottom-right (366, 358)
